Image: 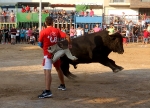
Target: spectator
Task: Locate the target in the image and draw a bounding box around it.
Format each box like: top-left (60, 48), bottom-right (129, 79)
top-left (70, 26), bottom-right (76, 39)
top-left (107, 24), bottom-right (115, 35)
top-left (16, 28), bottom-right (20, 44)
top-left (65, 27), bottom-right (69, 35)
top-left (2, 10), bottom-right (6, 22)
top-left (128, 20), bottom-right (133, 32)
top-left (84, 24), bottom-right (89, 35)
top-left (27, 27), bottom-right (32, 44)
top-left (93, 24), bottom-right (101, 32)
top-left (61, 27), bottom-right (65, 33)
top-left (49, 11), bottom-right (53, 17)
top-left (70, 10), bottom-right (75, 16)
top-left (25, 5), bottom-right (30, 13)
top-left (80, 11), bottom-right (84, 17)
top-left (33, 7), bottom-right (38, 13)
top-left (125, 27), bottom-right (131, 43)
top-left (142, 28), bottom-right (149, 47)
top-left (133, 24), bottom-right (140, 43)
top-left (29, 33), bottom-right (35, 45)
top-left (10, 10), bottom-right (15, 22)
top-left (20, 27), bottom-right (26, 44)
top-left (89, 9), bottom-right (94, 17)
top-left (6, 8), bottom-right (10, 22)
top-left (76, 26), bottom-right (82, 37)
top-left (10, 26), bottom-right (17, 45)
top-left (4, 26), bottom-right (9, 44)
top-left (84, 11), bottom-right (89, 17)
top-left (21, 7), bottom-right (26, 13)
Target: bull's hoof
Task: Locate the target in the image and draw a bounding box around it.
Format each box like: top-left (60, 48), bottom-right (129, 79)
top-left (113, 67), bottom-right (123, 73)
top-left (113, 69), bottom-right (120, 73)
top-left (118, 66), bottom-right (124, 71)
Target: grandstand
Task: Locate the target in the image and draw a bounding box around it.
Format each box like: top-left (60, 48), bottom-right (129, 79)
top-left (0, 1), bottom-right (103, 30)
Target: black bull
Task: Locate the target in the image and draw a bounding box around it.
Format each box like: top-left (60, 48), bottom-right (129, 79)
top-left (58, 30), bottom-right (124, 78)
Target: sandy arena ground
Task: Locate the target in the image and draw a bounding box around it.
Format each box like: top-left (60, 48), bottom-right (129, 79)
top-left (0, 43), bottom-right (150, 108)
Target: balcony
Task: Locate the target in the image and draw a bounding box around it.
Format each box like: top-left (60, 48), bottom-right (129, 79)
top-left (109, 0), bottom-right (130, 6)
top-left (0, 15), bottom-right (16, 24)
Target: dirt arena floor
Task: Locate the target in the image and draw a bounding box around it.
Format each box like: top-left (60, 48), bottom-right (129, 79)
top-left (0, 43), bottom-right (150, 108)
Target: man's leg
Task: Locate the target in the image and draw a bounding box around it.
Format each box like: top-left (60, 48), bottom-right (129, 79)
top-left (38, 56), bottom-right (53, 98)
top-left (55, 67), bottom-right (65, 85)
top-left (44, 69), bottom-right (52, 91)
top-left (53, 60), bottom-right (66, 91)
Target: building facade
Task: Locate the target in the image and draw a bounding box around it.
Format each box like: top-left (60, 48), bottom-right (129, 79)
top-left (103, 0), bottom-right (150, 24)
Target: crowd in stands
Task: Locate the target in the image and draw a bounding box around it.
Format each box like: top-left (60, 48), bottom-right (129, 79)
top-left (0, 5), bottom-right (95, 23)
top-left (21, 5), bottom-right (95, 23)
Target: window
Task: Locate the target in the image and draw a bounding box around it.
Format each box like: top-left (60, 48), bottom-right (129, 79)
top-left (141, 0), bottom-right (150, 2)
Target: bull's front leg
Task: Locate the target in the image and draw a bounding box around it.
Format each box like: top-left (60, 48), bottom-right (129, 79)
top-left (99, 57), bottom-right (124, 73)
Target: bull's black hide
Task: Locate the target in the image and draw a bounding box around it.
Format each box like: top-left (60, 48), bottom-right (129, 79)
top-left (58, 30), bottom-right (124, 78)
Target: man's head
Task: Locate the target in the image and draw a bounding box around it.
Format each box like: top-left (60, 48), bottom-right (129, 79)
top-left (45, 16), bottom-right (53, 26)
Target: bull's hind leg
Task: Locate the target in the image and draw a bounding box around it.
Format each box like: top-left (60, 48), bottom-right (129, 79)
top-left (98, 57), bottom-right (124, 73)
top-left (60, 56), bottom-right (76, 79)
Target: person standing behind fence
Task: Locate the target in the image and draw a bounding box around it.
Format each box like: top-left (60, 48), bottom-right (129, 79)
top-left (93, 24), bottom-right (101, 32)
top-left (133, 24), bottom-right (140, 43)
top-left (76, 26), bottom-right (82, 37)
top-left (4, 27), bottom-right (9, 44)
top-left (70, 26), bottom-right (76, 39)
top-left (2, 11), bottom-right (6, 23)
top-left (89, 9), bottom-right (94, 17)
top-left (84, 25), bottom-right (89, 35)
top-left (16, 28), bottom-right (20, 44)
top-left (10, 10), bottom-right (15, 22)
top-left (141, 28), bottom-right (149, 47)
top-left (107, 24), bottom-right (115, 35)
top-left (20, 27), bottom-right (26, 44)
top-left (25, 5), bottom-right (30, 13)
top-left (10, 26), bottom-right (17, 45)
top-left (27, 27), bottom-right (32, 44)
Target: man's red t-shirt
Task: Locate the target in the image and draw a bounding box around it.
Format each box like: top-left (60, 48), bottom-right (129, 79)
top-left (39, 26), bottom-right (66, 58)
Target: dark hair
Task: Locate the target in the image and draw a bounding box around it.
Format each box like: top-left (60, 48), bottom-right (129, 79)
top-left (45, 16), bottom-right (53, 26)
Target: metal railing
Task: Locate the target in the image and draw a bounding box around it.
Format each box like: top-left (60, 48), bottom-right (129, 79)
top-left (0, 15), bottom-right (16, 23)
top-left (103, 15), bottom-right (150, 25)
top-left (109, 0), bottom-right (130, 3)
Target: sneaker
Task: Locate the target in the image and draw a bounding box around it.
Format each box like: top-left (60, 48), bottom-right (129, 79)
top-left (38, 90), bottom-right (52, 98)
top-left (58, 84), bottom-right (66, 91)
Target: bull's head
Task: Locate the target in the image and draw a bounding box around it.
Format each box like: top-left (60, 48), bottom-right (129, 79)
top-left (108, 32), bottom-right (124, 54)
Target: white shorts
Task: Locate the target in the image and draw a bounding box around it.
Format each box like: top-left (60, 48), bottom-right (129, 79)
top-left (42, 56), bottom-right (52, 70)
top-left (11, 35), bottom-right (16, 39)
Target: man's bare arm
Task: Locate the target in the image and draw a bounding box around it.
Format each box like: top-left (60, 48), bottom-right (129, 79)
top-left (65, 34), bottom-right (72, 44)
